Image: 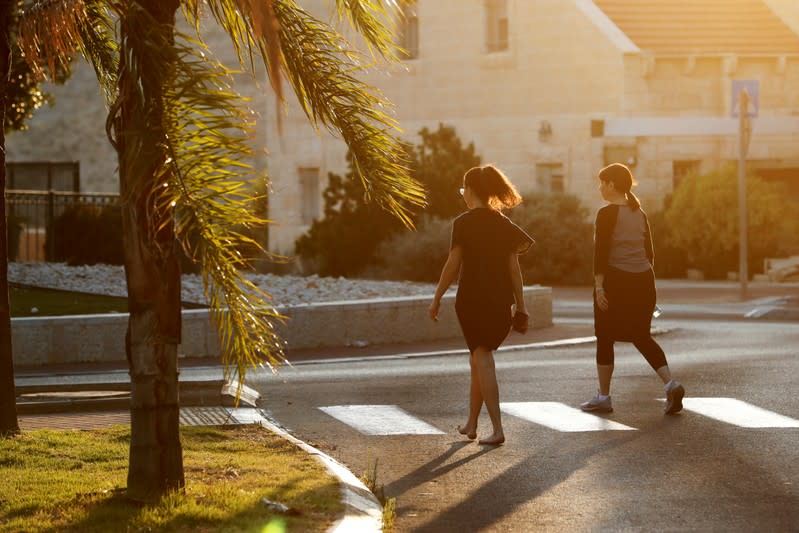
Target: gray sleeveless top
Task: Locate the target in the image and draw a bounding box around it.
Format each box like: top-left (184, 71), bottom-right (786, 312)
top-left (608, 206), bottom-right (651, 273)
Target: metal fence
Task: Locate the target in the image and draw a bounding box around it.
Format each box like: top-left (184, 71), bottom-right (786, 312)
top-left (6, 190), bottom-right (120, 262)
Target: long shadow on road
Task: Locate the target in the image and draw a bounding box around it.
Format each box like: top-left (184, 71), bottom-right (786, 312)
top-left (384, 440), bottom-right (492, 498)
top-left (407, 433), bottom-right (638, 532)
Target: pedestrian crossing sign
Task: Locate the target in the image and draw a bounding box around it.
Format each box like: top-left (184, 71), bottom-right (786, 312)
top-left (731, 79), bottom-right (760, 118)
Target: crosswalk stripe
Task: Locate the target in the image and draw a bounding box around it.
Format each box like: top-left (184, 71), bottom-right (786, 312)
top-left (501, 402), bottom-right (636, 432)
top-left (680, 398), bottom-right (799, 428)
top-left (318, 405), bottom-right (445, 435)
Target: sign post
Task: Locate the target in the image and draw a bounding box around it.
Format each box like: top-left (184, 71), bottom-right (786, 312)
top-left (737, 89), bottom-right (750, 299)
top-left (731, 80), bottom-right (758, 300)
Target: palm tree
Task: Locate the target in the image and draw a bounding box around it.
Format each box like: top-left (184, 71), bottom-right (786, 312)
top-left (0, 0), bottom-right (76, 436)
top-left (0, 0), bottom-right (19, 437)
top-left (20, 0), bottom-right (424, 501)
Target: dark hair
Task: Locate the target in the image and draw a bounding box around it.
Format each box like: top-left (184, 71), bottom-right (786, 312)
top-left (598, 162), bottom-right (640, 210)
top-left (463, 165), bottom-right (522, 210)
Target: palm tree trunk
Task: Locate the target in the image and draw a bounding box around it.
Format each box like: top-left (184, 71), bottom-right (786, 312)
top-left (117, 0), bottom-right (183, 502)
top-left (0, 0), bottom-right (19, 437)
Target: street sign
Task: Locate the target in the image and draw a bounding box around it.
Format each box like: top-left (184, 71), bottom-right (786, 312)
top-left (731, 79), bottom-right (759, 118)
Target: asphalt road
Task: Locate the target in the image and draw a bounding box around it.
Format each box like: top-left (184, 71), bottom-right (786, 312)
top-left (253, 318), bottom-right (799, 532)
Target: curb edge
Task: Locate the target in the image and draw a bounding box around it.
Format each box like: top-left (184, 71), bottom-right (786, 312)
top-left (226, 407), bottom-right (383, 533)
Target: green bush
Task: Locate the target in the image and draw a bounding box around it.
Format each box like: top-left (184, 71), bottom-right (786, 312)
top-left (295, 170), bottom-right (405, 277)
top-left (362, 216), bottom-right (451, 282)
top-left (648, 206), bottom-right (689, 279)
top-left (47, 205), bottom-right (124, 265)
top-left (411, 123), bottom-right (481, 220)
top-left (509, 193), bottom-right (593, 285)
top-left (366, 195), bottom-right (595, 285)
top-left (296, 123), bottom-right (480, 278)
top-left (662, 166), bottom-right (797, 279)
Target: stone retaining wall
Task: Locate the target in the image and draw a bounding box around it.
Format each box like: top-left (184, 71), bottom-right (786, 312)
top-left (12, 286), bottom-right (551, 366)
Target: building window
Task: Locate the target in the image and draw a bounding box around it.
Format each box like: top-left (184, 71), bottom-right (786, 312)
top-left (299, 167), bottom-right (320, 225)
top-left (672, 160), bottom-right (701, 191)
top-left (536, 163), bottom-right (564, 194)
top-left (485, 0), bottom-right (509, 53)
top-left (398, 2), bottom-right (418, 59)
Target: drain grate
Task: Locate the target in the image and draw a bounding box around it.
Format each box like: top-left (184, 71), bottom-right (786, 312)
top-left (180, 407), bottom-right (237, 426)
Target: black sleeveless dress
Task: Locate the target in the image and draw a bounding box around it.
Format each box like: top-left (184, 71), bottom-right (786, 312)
top-left (451, 208), bottom-right (534, 352)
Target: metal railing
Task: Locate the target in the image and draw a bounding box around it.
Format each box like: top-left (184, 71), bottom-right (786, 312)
top-left (6, 189), bottom-right (120, 262)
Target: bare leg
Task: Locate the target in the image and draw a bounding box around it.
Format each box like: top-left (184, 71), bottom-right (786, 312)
top-left (473, 347), bottom-right (504, 445)
top-left (458, 352), bottom-right (482, 439)
top-left (655, 365), bottom-right (672, 385)
top-left (598, 364), bottom-right (614, 396)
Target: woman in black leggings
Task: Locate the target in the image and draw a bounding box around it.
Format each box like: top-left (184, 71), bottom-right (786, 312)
top-left (580, 163), bottom-right (685, 415)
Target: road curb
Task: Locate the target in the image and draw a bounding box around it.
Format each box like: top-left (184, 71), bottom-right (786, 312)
top-left (289, 327), bottom-right (674, 366)
top-left (226, 408), bottom-right (383, 533)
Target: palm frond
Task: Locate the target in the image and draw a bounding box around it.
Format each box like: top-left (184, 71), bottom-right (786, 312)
top-left (333, 0), bottom-right (401, 60)
top-left (18, 0), bottom-right (85, 79)
top-left (182, 0), bottom-right (283, 111)
top-left (186, 0), bottom-right (424, 225)
top-left (74, 0), bottom-right (118, 104)
top-left (163, 39), bottom-right (288, 380)
top-left (273, 0), bottom-right (425, 226)
top-left (111, 1), bottom-right (286, 384)
top-left (18, 0), bottom-right (118, 103)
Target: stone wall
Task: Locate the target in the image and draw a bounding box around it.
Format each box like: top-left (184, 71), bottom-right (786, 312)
top-left (11, 286), bottom-right (552, 366)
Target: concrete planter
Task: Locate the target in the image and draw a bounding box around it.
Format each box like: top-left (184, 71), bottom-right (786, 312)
top-left (12, 286), bottom-right (552, 367)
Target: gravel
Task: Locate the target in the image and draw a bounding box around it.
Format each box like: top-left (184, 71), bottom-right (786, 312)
top-left (8, 262), bottom-right (438, 307)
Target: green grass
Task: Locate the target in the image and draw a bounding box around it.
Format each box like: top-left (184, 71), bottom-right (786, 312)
top-left (0, 425), bottom-right (343, 532)
top-left (10, 286), bottom-right (129, 317)
top-left (9, 286), bottom-right (207, 317)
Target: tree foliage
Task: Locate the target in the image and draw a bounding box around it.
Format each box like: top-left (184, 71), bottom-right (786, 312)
top-left (363, 215), bottom-right (452, 282)
top-left (295, 158), bottom-right (406, 277)
top-left (411, 123), bottom-right (480, 219)
top-left (663, 165), bottom-right (798, 279)
top-left (296, 123), bottom-right (479, 277)
top-left (509, 193), bottom-right (593, 285)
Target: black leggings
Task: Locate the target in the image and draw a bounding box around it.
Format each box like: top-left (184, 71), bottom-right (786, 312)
top-left (596, 335), bottom-right (668, 371)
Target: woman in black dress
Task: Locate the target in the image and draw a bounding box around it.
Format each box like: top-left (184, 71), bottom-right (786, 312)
top-left (580, 163), bottom-right (685, 415)
top-left (429, 165), bottom-right (534, 445)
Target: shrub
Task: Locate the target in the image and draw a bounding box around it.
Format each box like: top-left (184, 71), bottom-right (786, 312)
top-left (363, 216), bottom-right (451, 282)
top-left (296, 123), bottom-right (480, 277)
top-left (662, 165), bottom-right (797, 279)
top-left (509, 193), bottom-right (593, 285)
top-left (295, 171), bottom-right (405, 277)
top-left (411, 123), bottom-right (481, 220)
top-left (47, 205), bottom-right (124, 265)
top-left (366, 195), bottom-right (595, 285)
top-left (648, 205), bottom-right (689, 279)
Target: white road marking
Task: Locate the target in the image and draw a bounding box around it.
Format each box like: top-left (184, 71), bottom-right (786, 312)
top-left (318, 405), bottom-right (445, 435)
top-left (501, 402), bottom-right (636, 432)
top-left (680, 398), bottom-right (799, 428)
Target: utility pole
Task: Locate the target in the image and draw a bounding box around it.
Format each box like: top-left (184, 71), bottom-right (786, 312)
top-left (737, 89), bottom-right (751, 300)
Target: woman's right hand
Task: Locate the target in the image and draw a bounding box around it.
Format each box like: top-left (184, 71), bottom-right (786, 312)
top-left (595, 288), bottom-right (609, 311)
top-left (428, 299), bottom-right (440, 322)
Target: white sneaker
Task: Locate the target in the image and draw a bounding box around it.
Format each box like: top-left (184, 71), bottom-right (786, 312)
top-left (580, 393), bottom-right (613, 413)
top-left (665, 382), bottom-right (685, 415)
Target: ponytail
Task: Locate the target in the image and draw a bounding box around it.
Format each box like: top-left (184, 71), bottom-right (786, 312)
top-left (464, 164), bottom-right (522, 210)
top-left (625, 191), bottom-right (641, 210)
top-left (599, 162), bottom-right (640, 211)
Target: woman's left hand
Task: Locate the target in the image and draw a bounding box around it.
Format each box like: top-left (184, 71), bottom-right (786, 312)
top-left (595, 288), bottom-right (609, 311)
top-left (428, 299), bottom-right (440, 322)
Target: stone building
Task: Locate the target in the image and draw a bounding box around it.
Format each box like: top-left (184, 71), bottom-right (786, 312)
top-left (264, 0), bottom-right (799, 252)
top-left (6, 1), bottom-right (799, 255)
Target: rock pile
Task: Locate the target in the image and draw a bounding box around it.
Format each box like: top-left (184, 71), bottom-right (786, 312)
top-left (8, 262), bottom-right (437, 306)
